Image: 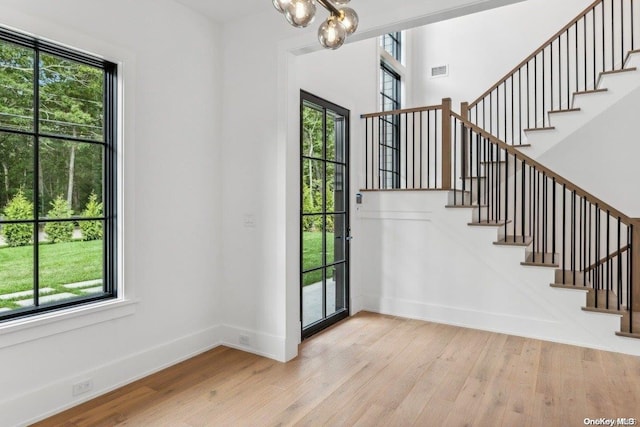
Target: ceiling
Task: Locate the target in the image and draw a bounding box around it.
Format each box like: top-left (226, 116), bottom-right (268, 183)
top-left (175, 0), bottom-right (271, 23)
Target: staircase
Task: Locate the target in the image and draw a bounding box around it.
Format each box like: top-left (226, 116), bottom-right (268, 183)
top-left (360, 0), bottom-right (640, 342)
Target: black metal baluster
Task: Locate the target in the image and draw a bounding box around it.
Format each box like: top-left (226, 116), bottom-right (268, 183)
top-left (519, 69), bottom-right (523, 145)
top-left (543, 173), bottom-right (548, 263)
top-left (552, 178), bottom-right (556, 264)
top-left (572, 191), bottom-right (576, 285)
top-left (551, 39), bottom-right (555, 112)
top-left (365, 117), bottom-right (369, 189)
top-left (606, 211), bottom-right (611, 309)
top-left (454, 118), bottom-right (459, 198)
top-left (534, 167), bottom-right (538, 261)
top-left (617, 217), bottom-right (622, 310)
top-left (521, 159), bottom-right (526, 240)
top-left (563, 183), bottom-right (567, 283)
top-left (419, 112), bottom-right (423, 188)
top-left (559, 28), bottom-right (571, 109)
top-left (535, 55), bottom-right (538, 128)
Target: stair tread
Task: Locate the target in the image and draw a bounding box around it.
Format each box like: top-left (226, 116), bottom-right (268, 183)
top-left (615, 331), bottom-right (640, 339)
top-left (524, 126), bottom-right (556, 132)
top-left (445, 204), bottom-right (488, 209)
top-left (621, 311), bottom-right (640, 334)
top-left (494, 235), bottom-right (533, 247)
top-left (582, 306), bottom-right (626, 315)
top-left (601, 67), bottom-right (637, 76)
top-left (468, 220), bottom-right (511, 227)
top-left (521, 252), bottom-right (559, 267)
top-left (550, 283), bottom-right (589, 290)
top-left (586, 289), bottom-right (624, 312)
top-left (549, 108), bottom-right (581, 114)
top-left (574, 88), bottom-right (608, 96)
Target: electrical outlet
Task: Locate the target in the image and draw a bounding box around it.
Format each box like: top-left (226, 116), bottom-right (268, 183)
top-left (239, 334), bottom-right (250, 346)
top-left (72, 379), bottom-right (93, 397)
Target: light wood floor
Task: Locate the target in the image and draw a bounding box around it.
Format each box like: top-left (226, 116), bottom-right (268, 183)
top-left (34, 312), bottom-right (640, 426)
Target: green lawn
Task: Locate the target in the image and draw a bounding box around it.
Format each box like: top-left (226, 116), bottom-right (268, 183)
top-left (0, 240), bottom-right (103, 309)
top-left (302, 231), bottom-right (334, 286)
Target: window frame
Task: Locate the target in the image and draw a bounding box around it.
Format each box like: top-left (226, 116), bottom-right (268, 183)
top-left (0, 26), bottom-right (118, 322)
top-left (379, 61), bottom-right (401, 189)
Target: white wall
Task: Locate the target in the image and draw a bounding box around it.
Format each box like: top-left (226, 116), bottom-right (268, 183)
top-left (357, 191), bottom-right (640, 356)
top-left (0, 1), bottom-right (223, 425)
top-left (296, 38), bottom-right (379, 321)
top-left (220, 0), bottom-right (525, 363)
top-left (410, 0), bottom-right (595, 110)
top-left (539, 85), bottom-right (640, 217)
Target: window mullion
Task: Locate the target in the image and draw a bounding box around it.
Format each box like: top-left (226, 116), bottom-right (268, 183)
top-left (33, 45), bottom-right (40, 307)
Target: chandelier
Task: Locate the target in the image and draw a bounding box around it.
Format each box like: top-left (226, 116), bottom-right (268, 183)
top-left (273, 0), bottom-right (359, 50)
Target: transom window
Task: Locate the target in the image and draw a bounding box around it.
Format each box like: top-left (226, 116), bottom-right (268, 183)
top-left (0, 27), bottom-right (117, 321)
top-left (381, 32), bottom-right (402, 63)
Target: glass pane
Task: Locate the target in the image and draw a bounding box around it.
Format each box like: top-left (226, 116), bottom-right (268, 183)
top-left (0, 226), bottom-right (34, 313)
top-left (326, 214), bottom-right (346, 265)
top-left (302, 216), bottom-right (324, 273)
top-left (39, 53), bottom-right (104, 141)
top-left (0, 133), bottom-right (35, 221)
top-left (302, 158), bottom-right (324, 215)
top-left (326, 163), bottom-right (346, 213)
top-left (302, 270), bottom-right (323, 328)
top-left (327, 264), bottom-right (347, 317)
top-left (302, 103), bottom-right (323, 159)
top-left (39, 225), bottom-right (104, 306)
top-left (325, 110), bottom-right (345, 163)
top-left (39, 139), bottom-right (102, 218)
top-left (0, 40), bottom-right (34, 131)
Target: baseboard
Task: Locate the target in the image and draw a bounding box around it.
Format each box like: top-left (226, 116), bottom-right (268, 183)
top-left (363, 294), bottom-right (564, 340)
top-left (4, 324), bottom-right (223, 427)
top-left (218, 324), bottom-right (288, 362)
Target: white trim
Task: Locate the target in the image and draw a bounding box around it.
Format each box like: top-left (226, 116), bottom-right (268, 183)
top-left (7, 324), bottom-right (222, 427)
top-left (0, 299), bottom-right (137, 350)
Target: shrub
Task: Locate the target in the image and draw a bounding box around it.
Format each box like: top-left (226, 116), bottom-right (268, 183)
top-left (44, 195), bottom-right (74, 243)
top-left (79, 192), bottom-right (103, 241)
top-left (1, 190), bottom-right (33, 247)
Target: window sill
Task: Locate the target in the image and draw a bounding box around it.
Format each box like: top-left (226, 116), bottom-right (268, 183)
top-left (0, 298), bottom-right (138, 350)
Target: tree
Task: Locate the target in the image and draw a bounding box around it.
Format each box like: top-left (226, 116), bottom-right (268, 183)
top-left (1, 190), bottom-right (33, 247)
top-left (43, 195), bottom-right (74, 243)
top-left (79, 192), bottom-right (103, 241)
top-left (0, 40), bottom-right (104, 217)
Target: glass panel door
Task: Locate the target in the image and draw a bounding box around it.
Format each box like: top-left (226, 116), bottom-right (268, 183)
top-left (300, 91), bottom-right (350, 339)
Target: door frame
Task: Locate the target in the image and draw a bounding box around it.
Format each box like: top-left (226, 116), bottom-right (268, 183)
top-left (299, 90), bottom-right (350, 340)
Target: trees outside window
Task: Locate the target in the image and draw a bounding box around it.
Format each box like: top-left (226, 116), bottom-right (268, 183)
top-left (0, 27), bottom-right (117, 319)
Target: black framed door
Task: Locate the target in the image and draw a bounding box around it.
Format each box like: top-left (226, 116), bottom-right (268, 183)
top-left (300, 90), bottom-right (350, 339)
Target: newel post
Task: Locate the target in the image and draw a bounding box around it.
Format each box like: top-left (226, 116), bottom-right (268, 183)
top-left (632, 219), bottom-right (640, 312)
top-left (441, 98), bottom-right (452, 190)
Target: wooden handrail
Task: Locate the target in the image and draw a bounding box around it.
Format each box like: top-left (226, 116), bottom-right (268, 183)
top-left (450, 111), bottom-right (633, 223)
top-left (584, 245), bottom-right (631, 273)
top-left (468, 0), bottom-right (603, 109)
top-left (360, 104), bottom-right (442, 119)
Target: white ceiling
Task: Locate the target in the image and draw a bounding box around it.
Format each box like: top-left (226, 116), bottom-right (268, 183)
top-left (175, 0), bottom-right (272, 23)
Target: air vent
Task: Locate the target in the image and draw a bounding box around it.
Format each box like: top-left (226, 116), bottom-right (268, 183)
top-left (431, 65), bottom-right (449, 78)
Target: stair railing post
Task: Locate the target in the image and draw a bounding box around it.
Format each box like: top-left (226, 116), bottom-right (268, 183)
top-left (460, 102), bottom-right (470, 180)
top-left (441, 98), bottom-right (452, 189)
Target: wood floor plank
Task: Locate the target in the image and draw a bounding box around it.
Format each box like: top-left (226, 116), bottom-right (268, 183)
top-left (33, 312), bottom-right (640, 427)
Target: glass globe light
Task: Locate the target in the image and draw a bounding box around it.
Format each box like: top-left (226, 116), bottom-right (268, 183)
top-left (318, 16), bottom-right (347, 50)
top-left (273, 0), bottom-right (291, 13)
top-left (338, 7), bottom-right (358, 35)
top-left (284, 0), bottom-right (317, 28)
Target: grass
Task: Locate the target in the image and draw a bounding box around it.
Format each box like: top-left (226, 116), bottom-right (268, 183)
top-left (0, 239), bottom-right (103, 309)
top-left (302, 231), bottom-right (334, 286)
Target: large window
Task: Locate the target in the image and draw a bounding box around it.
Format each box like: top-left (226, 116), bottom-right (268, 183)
top-left (0, 28), bottom-right (117, 321)
top-left (380, 33), bottom-right (402, 188)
